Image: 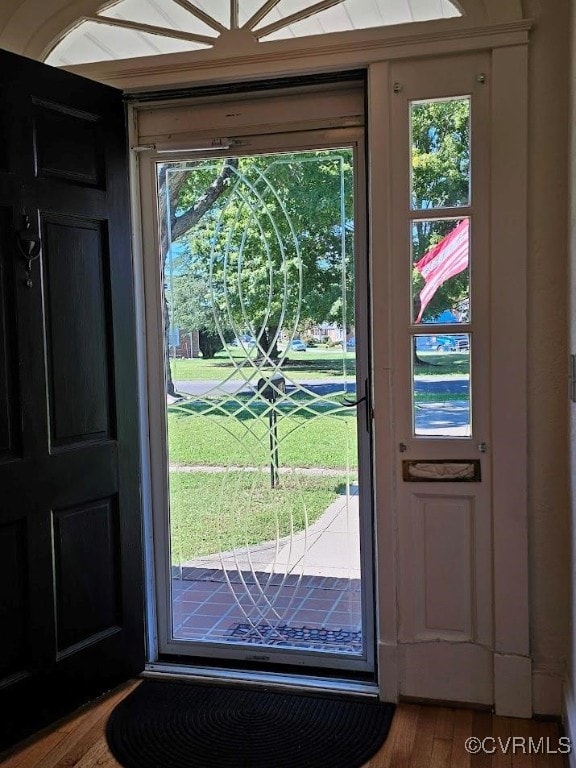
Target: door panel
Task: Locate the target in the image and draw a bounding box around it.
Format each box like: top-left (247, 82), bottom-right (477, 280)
top-left (154, 147), bottom-right (373, 673)
top-left (137, 86), bottom-right (374, 679)
top-left (53, 497), bottom-right (121, 654)
top-left (389, 54), bottom-right (493, 705)
top-left (0, 48), bottom-right (143, 750)
top-left (43, 215), bottom-right (113, 448)
top-left (33, 100), bottom-right (106, 188)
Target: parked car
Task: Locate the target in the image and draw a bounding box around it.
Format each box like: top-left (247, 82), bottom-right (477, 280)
top-left (338, 337), bottom-right (356, 350)
top-left (285, 339), bottom-right (307, 352)
top-left (415, 334), bottom-right (469, 352)
top-left (230, 334), bottom-right (256, 347)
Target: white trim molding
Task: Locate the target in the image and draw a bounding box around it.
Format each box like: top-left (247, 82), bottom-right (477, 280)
top-left (490, 43), bottom-right (530, 688)
top-left (60, 20), bottom-right (531, 91)
top-left (0, 0), bottom-right (525, 68)
top-left (495, 654), bottom-right (532, 718)
top-left (531, 655), bottom-right (565, 717)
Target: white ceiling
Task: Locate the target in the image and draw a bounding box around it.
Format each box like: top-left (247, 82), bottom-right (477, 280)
top-left (46, 0), bottom-right (461, 66)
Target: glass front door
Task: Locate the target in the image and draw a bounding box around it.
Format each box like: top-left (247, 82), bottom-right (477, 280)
top-left (152, 140), bottom-right (374, 674)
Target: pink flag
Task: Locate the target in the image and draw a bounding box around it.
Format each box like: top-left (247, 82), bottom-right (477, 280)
top-left (415, 218), bottom-right (469, 322)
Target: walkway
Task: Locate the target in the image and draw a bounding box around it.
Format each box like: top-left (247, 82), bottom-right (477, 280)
top-left (181, 483), bottom-right (360, 579)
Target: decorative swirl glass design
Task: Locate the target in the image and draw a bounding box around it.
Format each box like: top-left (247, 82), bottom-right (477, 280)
top-left (160, 150), bottom-right (363, 656)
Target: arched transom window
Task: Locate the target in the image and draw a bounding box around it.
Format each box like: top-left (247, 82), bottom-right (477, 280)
top-left (45, 0), bottom-right (462, 66)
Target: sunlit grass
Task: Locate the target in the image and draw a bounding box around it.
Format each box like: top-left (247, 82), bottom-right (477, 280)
top-left (170, 348), bottom-right (356, 382)
top-left (168, 409), bottom-right (358, 470)
top-left (169, 471), bottom-right (347, 562)
top-left (414, 351), bottom-right (470, 377)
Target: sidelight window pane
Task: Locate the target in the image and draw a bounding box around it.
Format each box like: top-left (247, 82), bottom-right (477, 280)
top-left (411, 218), bottom-right (470, 324)
top-left (412, 334), bottom-right (471, 437)
top-left (411, 97), bottom-right (471, 210)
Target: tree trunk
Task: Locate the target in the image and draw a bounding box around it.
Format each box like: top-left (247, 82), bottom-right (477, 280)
top-left (198, 330), bottom-right (222, 359)
top-left (164, 293), bottom-right (176, 396)
top-left (267, 326), bottom-right (280, 360)
top-left (259, 327), bottom-right (279, 360)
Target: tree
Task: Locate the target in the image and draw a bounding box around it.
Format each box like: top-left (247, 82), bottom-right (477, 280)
top-left (159, 105), bottom-right (467, 386)
top-left (411, 99), bottom-right (470, 322)
top-left (158, 159), bottom-right (238, 392)
top-left (169, 273), bottom-right (228, 359)
top-left (166, 151), bottom-right (354, 362)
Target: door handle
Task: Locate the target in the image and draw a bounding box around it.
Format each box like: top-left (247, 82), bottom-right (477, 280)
top-left (341, 379), bottom-right (372, 433)
top-left (17, 231), bottom-right (41, 260)
top-left (14, 210), bottom-right (41, 287)
top-left (341, 394), bottom-right (366, 408)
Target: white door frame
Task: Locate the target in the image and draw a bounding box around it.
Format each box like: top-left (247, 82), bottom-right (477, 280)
top-left (127, 31), bottom-right (530, 714)
top-left (134, 91), bottom-right (378, 679)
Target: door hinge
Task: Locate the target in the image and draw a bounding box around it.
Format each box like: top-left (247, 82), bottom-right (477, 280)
top-left (130, 144), bottom-right (156, 153)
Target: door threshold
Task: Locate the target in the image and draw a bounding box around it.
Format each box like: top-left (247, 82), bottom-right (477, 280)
top-left (143, 662), bottom-right (380, 699)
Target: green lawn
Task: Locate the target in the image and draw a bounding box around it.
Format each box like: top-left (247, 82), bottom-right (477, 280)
top-left (414, 352), bottom-right (470, 404)
top-left (414, 389), bottom-right (469, 404)
top-left (170, 348), bottom-right (356, 382)
top-left (170, 349), bottom-right (467, 384)
top-left (169, 471), bottom-right (347, 562)
top-left (164, 351), bottom-right (467, 563)
top-left (168, 407), bottom-right (358, 469)
top-left (414, 351), bottom-right (470, 376)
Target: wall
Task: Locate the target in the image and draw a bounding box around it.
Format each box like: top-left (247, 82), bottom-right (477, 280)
top-left (524, 0), bottom-right (571, 716)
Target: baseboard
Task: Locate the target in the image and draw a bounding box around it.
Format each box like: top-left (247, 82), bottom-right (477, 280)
top-left (494, 653), bottom-right (532, 717)
top-left (533, 669), bottom-right (564, 717)
top-left (399, 643), bottom-right (493, 707)
top-left (377, 642), bottom-right (398, 702)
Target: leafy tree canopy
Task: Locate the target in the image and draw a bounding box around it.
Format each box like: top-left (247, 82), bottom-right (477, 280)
top-left (165, 150), bottom-right (354, 358)
top-left (159, 100), bottom-right (470, 376)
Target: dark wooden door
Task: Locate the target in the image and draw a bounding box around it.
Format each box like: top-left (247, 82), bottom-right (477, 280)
top-left (0, 49), bottom-right (144, 749)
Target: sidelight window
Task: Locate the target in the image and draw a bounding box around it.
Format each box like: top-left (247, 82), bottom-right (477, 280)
top-left (409, 97), bottom-right (473, 438)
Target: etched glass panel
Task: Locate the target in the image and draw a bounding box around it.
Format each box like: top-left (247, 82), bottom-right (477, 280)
top-left (411, 97), bottom-right (471, 210)
top-left (412, 333), bottom-right (471, 437)
top-left (411, 218), bottom-right (470, 324)
top-left (159, 149), bottom-right (364, 659)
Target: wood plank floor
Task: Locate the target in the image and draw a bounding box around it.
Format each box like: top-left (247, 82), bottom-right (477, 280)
top-left (0, 680), bottom-right (568, 767)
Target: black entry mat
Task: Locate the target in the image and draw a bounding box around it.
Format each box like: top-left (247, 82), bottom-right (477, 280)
top-left (106, 680), bottom-right (395, 768)
top-left (227, 622), bottom-right (363, 651)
